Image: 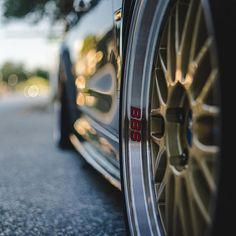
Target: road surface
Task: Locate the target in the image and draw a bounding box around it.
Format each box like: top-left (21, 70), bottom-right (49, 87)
top-left (0, 94), bottom-right (126, 235)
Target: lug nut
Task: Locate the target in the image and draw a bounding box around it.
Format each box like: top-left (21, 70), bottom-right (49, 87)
top-left (180, 150), bottom-right (188, 165)
top-left (170, 150), bottom-right (188, 166)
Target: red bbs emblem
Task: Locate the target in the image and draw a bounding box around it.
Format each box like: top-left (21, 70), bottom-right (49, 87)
top-left (130, 106), bottom-right (141, 142)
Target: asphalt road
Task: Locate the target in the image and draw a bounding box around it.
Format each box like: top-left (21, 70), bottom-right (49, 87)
top-left (0, 94), bottom-right (126, 236)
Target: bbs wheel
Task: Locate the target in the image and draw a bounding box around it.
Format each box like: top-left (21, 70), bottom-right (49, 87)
top-left (121, 0), bottom-right (221, 235)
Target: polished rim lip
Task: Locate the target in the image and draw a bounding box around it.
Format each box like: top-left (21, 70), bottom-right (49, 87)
top-left (121, 1), bottom-right (170, 235)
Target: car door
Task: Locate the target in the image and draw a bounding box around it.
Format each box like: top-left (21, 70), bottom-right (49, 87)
top-left (65, 0), bottom-right (121, 176)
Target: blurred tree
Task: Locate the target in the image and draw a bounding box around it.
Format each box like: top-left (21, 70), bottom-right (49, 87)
top-left (2, 0), bottom-right (74, 22)
top-left (0, 62), bottom-right (27, 83)
top-left (0, 62), bottom-right (48, 83)
top-left (2, 0), bottom-right (99, 24)
top-left (31, 68), bottom-right (49, 80)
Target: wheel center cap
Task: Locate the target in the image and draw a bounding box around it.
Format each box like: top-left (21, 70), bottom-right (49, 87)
top-left (166, 84), bottom-right (192, 171)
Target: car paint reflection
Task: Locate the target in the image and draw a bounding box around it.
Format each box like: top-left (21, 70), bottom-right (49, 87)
top-left (75, 63), bottom-right (116, 122)
top-left (74, 116), bottom-right (118, 165)
top-left (63, 0), bottom-right (122, 177)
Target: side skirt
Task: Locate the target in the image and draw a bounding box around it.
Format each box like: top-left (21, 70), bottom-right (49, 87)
top-left (70, 134), bottom-right (121, 190)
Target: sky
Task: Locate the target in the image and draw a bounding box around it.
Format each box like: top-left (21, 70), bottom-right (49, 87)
top-left (0, 3), bottom-right (63, 71)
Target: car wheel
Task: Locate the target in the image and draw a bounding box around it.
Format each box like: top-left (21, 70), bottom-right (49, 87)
top-left (121, 0), bottom-right (221, 235)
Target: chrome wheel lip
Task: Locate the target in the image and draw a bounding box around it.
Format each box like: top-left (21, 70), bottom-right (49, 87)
top-left (121, 1), bottom-right (170, 235)
top-left (121, 0), bottom-right (221, 235)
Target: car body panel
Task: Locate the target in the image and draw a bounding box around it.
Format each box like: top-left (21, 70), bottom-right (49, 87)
top-left (60, 0), bottom-right (125, 185)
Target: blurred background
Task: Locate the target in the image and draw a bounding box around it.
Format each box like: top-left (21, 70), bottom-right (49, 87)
top-left (0, 0), bottom-right (125, 234)
top-left (0, 0), bottom-right (65, 99)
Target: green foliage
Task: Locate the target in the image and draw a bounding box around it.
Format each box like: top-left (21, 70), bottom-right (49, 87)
top-left (0, 62), bottom-right (27, 83)
top-left (2, 0), bottom-right (100, 24)
top-left (0, 62), bottom-right (49, 84)
top-left (2, 0), bottom-right (74, 22)
top-left (3, 0), bottom-right (47, 18)
top-left (30, 68), bottom-right (49, 80)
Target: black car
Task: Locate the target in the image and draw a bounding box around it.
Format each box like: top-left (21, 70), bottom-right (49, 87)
top-left (56, 0), bottom-right (232, 235)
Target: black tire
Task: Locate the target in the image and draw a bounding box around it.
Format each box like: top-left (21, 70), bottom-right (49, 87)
top-left (57, 80), bottom-right (74, 150)
top-left (207, 1), bottom-right (235, 235)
